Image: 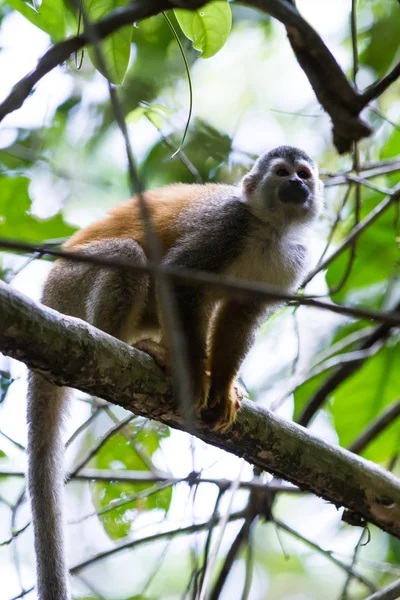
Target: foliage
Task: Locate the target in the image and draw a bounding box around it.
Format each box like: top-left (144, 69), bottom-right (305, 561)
top-left (174, 1), bottom-right (232, 58)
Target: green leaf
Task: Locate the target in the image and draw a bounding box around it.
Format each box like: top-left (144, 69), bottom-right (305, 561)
top-left (4, 0), bottom-right (66, 40)
top-left (0, 176), bottom-right (77, 242)
top-left (331, 340), bottom-right (400, 463)
top-left (86, 0), bottom-right (132, 84)
top-left (91, 421), bottom-right (171, 540)
top-left (174, 1), bottom-right (232, 59)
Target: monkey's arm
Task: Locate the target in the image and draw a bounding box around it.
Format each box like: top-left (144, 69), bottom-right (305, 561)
top-left (207, 300), bottom-right (266, 428)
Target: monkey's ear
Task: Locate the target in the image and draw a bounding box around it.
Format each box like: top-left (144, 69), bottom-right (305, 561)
top-left (242, 174), bottom-right (258, 198)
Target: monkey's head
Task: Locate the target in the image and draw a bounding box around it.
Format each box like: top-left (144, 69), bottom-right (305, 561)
top-left (242, 146), bottom-right (323, 225)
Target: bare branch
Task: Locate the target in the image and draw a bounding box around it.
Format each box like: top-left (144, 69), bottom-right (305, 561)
top-left (1, 281), bottom-right (400, 537)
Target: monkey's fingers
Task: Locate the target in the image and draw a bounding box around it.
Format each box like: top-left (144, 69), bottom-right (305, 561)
top-left (134, 339), bottom-right (171, 374)
top-left (194, 366), bottom-right (211, 413)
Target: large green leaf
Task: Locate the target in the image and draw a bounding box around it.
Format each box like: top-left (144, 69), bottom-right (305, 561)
top-left (331, 340), bottom-right (400, 463)
top-left (0, 176), bottom-right (76, 242)
top-left (91, 421), bottom-right (172, 540)
top-left (4, 0), bottom-right (66, 40)
top-left (174, 1), bottom-right (232, 59)
top-left (86, 0), bottom-right (132, 84)
top-left (326, 190), bottom-right (399, 306)
top-left (381, 128), bottom-right (400, 160)
top-left (293, 321), bottom-right (377, 421)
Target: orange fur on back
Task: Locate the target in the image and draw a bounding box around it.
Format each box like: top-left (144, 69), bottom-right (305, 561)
top-left (64, 183), bottom-right (221, 255)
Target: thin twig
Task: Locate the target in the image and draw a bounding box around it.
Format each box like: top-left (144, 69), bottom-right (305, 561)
top-left (339, 528), bottom-right (366, 600)
top-left (71, 509), bottom-right (248, 575)
top-left (199, 461), bottom-right (245, 600)
top-left (274, 518), bottom-right (376, 593)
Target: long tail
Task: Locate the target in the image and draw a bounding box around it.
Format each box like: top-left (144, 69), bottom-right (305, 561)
top-left (27, 372), bottom-right (70, 600)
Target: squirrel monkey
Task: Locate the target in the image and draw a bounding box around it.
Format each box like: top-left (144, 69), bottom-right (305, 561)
top-left (27, 145), bottom-right (323, 599)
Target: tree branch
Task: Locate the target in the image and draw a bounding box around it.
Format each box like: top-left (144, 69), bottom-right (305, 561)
top-left (1, 281), bottom-right (400, 538)
top-left (3, 0), bottom-right (400, 152)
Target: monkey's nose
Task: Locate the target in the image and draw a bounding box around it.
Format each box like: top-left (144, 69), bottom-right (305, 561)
top-left (279, 179), bottom-right (310, 204)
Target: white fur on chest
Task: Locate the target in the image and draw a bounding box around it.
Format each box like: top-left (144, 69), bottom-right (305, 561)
top-left (226, 227), bottom-right (308, 292)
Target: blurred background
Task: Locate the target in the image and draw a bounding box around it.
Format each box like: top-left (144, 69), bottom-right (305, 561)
top-left (0, 0), bottom-right (400, 598)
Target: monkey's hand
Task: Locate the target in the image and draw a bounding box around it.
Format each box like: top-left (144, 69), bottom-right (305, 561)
top-left (203, 380), bottom-right (245, 432)
top-left (134, 339), bottom-right (170, 374)
top-left (193, 359), bottom-right (211, 413)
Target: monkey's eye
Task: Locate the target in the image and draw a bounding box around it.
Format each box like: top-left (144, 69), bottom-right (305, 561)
top-left (298, 170), bottom-right (310, 179)
top-left (276, 168), bottom-right (289, 177)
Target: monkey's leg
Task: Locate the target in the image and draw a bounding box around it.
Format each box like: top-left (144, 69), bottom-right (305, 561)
top-left (207, 300), bottom-right (265, 430)
top-left (157, 283), bottom-right (212, 413)
top-left (81, 239), bottom-right (150, 340)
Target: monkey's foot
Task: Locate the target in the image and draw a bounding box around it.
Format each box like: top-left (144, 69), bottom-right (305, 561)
top-left (202, 382), bottom-right (245, 432)
top-left (134, 339), bottom-right (170, 373)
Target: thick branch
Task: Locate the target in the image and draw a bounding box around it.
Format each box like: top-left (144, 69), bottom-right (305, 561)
top-left (1, 281), bottom-right (400, 537)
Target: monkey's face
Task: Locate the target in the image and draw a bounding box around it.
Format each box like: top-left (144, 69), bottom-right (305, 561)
top-left (243, 151), bottom-right (324, 226)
